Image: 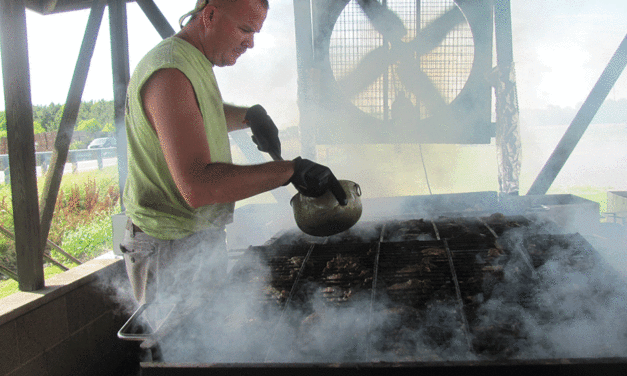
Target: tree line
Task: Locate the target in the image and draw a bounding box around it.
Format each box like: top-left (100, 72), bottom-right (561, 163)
top-left (0, 97), bottom-right (624, 138)
top-left (0, 99), bottom-right (115, 138)
top-left (521, 98), bottom-right (627, 127)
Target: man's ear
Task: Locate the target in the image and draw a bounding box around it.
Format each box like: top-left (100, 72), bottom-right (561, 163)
top-left (201, 5), bottom-right (218, 30)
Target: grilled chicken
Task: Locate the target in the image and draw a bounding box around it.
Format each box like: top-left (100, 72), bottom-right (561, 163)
top-left (388, 279), bottom-right (428, 291)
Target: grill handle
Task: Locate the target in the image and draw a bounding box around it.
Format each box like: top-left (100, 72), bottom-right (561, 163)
top-left (118, 304), bottom-right (153, 341)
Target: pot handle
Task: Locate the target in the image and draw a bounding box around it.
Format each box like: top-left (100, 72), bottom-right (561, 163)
top-left (353, 183), bottom-right (362, 197)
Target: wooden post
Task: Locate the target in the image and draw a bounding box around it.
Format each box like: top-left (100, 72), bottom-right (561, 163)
top-left (96, 149), bottom-right (104, 170)
top-left (136, 0), bottom-right (175, 39)
top-left (38, 0), bottom-right (105, 257)
top-left (41, 153), bottom-right (50, 173)
top-left (0, 0), bottom-right (44, 290)
top-left (109, 0), bottom-right (131, 210)
top-left (70, 151), bottom-right (78, 173)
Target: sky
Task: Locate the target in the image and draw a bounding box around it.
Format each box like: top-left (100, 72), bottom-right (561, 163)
top-left (0, 0), bottom-right (626, 128)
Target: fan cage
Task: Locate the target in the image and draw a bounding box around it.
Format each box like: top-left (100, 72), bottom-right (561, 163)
top-left (329, 0), bottom-right (475, 122)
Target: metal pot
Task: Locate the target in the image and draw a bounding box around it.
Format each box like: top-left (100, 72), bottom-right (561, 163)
top-left (290, 180), bottom-right (362, 237)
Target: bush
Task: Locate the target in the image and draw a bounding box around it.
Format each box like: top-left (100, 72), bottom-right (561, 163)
top-left (55, 214), bottom-right (113, 261)
top-left (70, 140), bottom-right (88, 150)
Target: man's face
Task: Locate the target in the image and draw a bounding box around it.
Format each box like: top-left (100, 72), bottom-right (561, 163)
top-left (205, 0), bottom-right (267, 67)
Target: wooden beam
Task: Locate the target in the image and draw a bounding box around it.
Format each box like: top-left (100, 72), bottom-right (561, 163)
top-left (24, 0), bottom-right (136, 15)
top-left (0, 264), bottom-right (18, 281)
top-left (0, 224), bottom-right (81, 265)
top-left (38, 0), bottom-right (106, 257)
top-left (136, 0), bottom-right (175, 39)
top-left (0, 0), bottom-right (44, 291)
top-left (109, 0), bottom-right (131, 210)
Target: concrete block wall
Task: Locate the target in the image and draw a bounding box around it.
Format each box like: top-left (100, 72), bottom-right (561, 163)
top-left (0, 259), bottom-right (139, 376)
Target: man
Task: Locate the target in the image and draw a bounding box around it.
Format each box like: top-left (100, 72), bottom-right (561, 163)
top-left (121, 0), bottom-right (345, 305)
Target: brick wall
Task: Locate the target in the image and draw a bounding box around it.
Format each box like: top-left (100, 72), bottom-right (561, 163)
top-left (0, 259), bottom-right (139, 376)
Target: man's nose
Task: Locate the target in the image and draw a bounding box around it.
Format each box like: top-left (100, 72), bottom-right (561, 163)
top-left (243, 35), bottom-right (254, 49)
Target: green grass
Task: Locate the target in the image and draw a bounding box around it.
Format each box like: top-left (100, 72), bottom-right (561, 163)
top-left (0, 265), bottom-right (66, 297)
top-left (54, 214), bottom-right (114, 261)
top-left (0, 166), bottom-right (120, 299)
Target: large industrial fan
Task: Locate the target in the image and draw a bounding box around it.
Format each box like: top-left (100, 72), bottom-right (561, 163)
top-left (300, 0), bottom-right (494, 144)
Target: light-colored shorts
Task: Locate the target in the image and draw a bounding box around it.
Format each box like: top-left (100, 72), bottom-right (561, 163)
top-left (119, 220), bottom-right (227, 306)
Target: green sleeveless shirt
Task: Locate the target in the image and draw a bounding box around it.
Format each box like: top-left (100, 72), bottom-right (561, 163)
top-left (123, 37), bottom-right (234, 240)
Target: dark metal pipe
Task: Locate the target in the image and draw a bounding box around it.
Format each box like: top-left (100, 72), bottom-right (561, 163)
top-left (527, 33), bottom-right (627, 195)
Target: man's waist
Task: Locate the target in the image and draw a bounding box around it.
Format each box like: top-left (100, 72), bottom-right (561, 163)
top-left (126, 218), bottom-right (144, 235)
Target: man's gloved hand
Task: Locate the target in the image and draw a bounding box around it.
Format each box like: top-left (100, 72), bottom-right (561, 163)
top-left (245, 105), bottom-right (280, 158)
top-left (291, 157), bottom-right (348, 205)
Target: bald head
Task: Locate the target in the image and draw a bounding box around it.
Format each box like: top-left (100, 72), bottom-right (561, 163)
top-left (180, 0), bottom-right (268, 29)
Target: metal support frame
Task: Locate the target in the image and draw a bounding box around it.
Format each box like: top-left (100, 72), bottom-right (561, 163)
top-left (293, 0), bottom-right (317, 160)
top-left (527, 33), bottom-right (627, 195)
top-left (0, 0), bottom-right (44, 291)
top-left (493, 0), bottom-right (521, 196)
top-left (38, 0), bottom-right (106, 260)
top-left (109, 0), bottom-right (131, 210)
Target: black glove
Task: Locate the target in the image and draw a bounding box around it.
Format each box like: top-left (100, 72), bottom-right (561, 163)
top-left (245, 105), bottom-right (280, 158)
top-left (290, 157), bottom-right (348, 206)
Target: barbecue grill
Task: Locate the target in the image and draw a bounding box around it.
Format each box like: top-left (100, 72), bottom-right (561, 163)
top-left (118, 193), bottom-right (627, 376)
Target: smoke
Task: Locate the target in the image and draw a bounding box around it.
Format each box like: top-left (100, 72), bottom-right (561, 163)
top-left (153, 275), bottom-right (477, 363)
top-left (106, 207), bottom-right (627, 366)
top-left (486, 226), bottom-right (627, 359)
top-left (526, 259), bottom-right (627, 358)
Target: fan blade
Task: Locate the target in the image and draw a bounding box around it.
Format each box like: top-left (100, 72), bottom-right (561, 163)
top-left (410, 5), bottom-right (465, 56)
top-left (357, 0), bottom-right (407, 41)
top-left (337, 44), bottom-right (394, 98)
top-left (396, 58), bottom-right (449, 115)
top-left (398, 64), bottom-right (457, 132)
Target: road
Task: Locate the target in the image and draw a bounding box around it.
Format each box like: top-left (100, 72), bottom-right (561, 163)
top-left (0, 157), bottom-right (118, 182)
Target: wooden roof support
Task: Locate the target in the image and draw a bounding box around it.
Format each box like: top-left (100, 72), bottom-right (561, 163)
top-left (0, 0), bottom-right (164, 290)
top-left (136, 0), bottom-right (175, 39)
top-left (0, 0), bottom-right (44, 291)
top-left (24, 0), bottom-right (135, 15)
top-left (108, 0), bottom-right (131, 210)
top-left (38, 0), bottom-right (106, 258)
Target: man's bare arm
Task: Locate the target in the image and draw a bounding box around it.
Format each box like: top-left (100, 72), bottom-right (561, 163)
top-left (141, 68), bottom-right (293, 208)
top-left (223, 104), bottom-right (249, 132)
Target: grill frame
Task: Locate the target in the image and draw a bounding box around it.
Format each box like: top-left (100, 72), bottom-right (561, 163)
top-left (129, 193), bottom-right (624, 373)
top-left (140, 358), bottom-right (627, 376)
